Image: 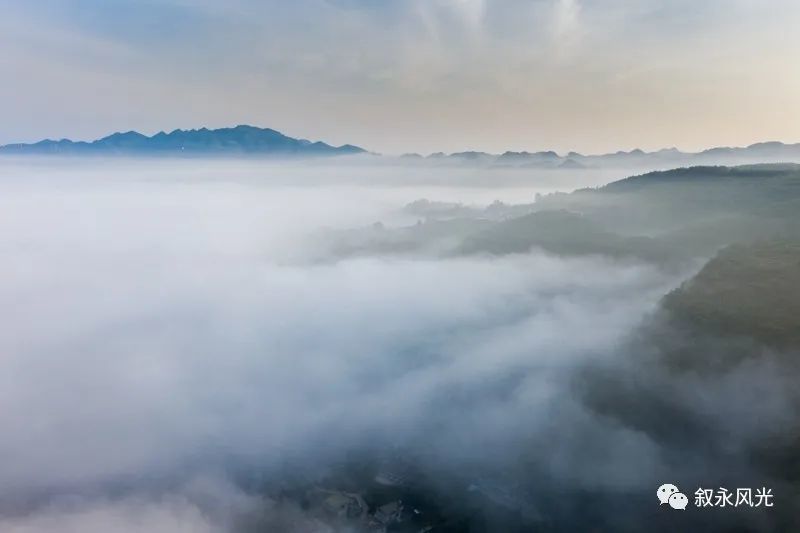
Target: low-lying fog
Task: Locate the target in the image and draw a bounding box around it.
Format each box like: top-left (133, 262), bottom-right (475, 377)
top-left (0, 158), bottom-right (691, 532)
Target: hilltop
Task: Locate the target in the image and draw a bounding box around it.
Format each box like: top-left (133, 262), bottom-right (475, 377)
top-left (320, 164), bottom-right (800, 265)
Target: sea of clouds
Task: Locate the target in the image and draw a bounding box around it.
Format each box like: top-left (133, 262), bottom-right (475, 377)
top-left (0, 159), bottom-right (700, 531)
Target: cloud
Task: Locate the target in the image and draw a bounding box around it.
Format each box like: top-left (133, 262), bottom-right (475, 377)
top-left (550, 0), bottom-right (582, 58)
top-left (1, 160), bottom-right (798, 531)
top-left (0, 160), bottom-right (691, 531)
top-left (0, 477), bottom-right (260, 533)
top-left (0, 241), bottom-right (678, 492)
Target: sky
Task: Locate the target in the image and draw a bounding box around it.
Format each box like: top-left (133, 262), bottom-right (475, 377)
top-left (2, 0), bottom-right (800, 154)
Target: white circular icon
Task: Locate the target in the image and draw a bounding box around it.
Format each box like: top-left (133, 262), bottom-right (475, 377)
top-left (657, 483), bottom-right (679, 505)
top-left (669, 492), bottom-right (688, 510)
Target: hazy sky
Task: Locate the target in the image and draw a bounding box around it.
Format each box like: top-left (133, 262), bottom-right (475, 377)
top-left (2, 0), bottom-right (800, 154)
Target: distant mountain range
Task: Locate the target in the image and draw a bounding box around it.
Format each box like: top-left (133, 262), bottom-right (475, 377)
top-left (399, 141), bottom-right (800, 169)
top-left (3, 126), bottom-right (800, 167)
top-left (0, 125), bottom-right (366, 157)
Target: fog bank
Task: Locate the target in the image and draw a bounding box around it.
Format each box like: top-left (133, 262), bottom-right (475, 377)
top-left (0, 159), bottom-right (708, 531)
